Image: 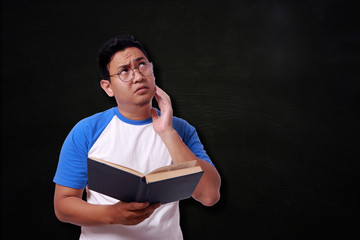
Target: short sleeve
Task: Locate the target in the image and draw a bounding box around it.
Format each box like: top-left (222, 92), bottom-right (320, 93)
top-left (53, 108), bottom-right (116, 189)
top-left (53, 121), bottom-right (90, 189)
top-left (173, 117), bottom-right (215, 167)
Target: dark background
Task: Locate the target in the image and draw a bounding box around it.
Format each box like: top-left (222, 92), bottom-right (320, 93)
top-left (1, 0), bottom-right (359, 239)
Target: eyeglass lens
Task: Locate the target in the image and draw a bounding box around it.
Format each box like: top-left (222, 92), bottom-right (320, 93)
top-left (120, 63), bottom-right (153, 82)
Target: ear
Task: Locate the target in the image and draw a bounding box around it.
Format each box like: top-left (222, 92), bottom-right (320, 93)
top-left (100, 80), bottom-right (114, 97)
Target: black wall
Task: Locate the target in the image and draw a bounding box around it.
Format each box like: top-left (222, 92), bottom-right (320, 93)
top-left (1, 0), bottom-right (359, 239)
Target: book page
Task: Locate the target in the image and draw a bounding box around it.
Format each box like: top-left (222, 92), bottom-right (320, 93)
top-left (88, 157), bottom-right (144, 177)
top-left (145, 166), bottom-right (203, 183)
top-left (148, 160), bottom-right (197, 175)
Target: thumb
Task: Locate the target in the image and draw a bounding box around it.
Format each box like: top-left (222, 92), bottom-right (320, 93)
top-left (150, 108), bottom-right (159, 121)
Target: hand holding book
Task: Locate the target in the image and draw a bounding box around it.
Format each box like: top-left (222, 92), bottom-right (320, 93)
top-left (103, 201), bottom-right (161, 225)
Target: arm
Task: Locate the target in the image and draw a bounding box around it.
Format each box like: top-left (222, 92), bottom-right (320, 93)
top-left (54, 184), bottom-right (160, 226)
top-left (151, 86), bottom-right (221, 206)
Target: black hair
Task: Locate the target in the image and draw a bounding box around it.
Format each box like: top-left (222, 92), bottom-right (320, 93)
top-left (97, 34), bottom-right (149, 80)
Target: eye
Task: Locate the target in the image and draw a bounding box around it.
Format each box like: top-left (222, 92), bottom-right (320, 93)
top-left (138, 62), bottom-right (146, 67)
top-left (120, 68), bottom-right (129, 75)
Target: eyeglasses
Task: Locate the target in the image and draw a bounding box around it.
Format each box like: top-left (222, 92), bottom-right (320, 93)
top-left (109, 62), bottom-right (153, 83)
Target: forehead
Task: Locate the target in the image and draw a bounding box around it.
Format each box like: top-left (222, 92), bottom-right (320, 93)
top-left (109, 47), bottom-right (147, 67)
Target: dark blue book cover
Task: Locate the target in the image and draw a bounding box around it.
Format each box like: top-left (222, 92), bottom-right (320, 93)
top-left (87, 158), bottom-right (204, 204)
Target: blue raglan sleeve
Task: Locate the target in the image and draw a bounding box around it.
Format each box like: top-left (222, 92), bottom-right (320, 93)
top-left (53, 120), bottom-right (90, 189)
top-left (173, 117), bottom-right (215, 167)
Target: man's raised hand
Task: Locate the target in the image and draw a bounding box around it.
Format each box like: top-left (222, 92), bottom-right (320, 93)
top-left (151, 86), bottom-right (174, 135)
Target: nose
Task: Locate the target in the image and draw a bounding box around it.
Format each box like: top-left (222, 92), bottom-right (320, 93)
top-left (132, 67), bottom-right (144, 83)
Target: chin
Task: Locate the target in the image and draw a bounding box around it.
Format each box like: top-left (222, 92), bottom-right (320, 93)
top-left (134, 86), bottom-right (155, 107)
top-left (137, 95), bottom-right (154, 107)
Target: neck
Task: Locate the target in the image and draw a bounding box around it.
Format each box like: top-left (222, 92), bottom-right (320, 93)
top-left (117, 104), bottom-right (152, 121)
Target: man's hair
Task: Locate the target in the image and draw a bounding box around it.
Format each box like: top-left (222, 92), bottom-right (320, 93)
top-left (98, 34), bottom-right (149, 80)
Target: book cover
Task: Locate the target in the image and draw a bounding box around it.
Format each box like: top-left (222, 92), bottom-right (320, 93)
top-left (87, 157), bottom-right (204, 204)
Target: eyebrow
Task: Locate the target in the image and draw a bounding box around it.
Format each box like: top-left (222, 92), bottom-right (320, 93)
top-left (117, 57), bottom-right (146, 71)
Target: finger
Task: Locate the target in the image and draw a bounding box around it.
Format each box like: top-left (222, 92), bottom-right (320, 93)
top-left (129, 211), bottom-right (154, 225)
top-left (148, 203), bottom-right (161, 211)
top-left (155, 85), bottom-right (165, 95)
top-left (125, 201), bottom-right (150, 211)
top-left (155, 86), bottom-right (171, 102)
top-left (133, 203), bottom-right (161, 215)
top-left (153, 90), bottom-right (163, 107)
top-left (154, 88), bottom-right (171, 112)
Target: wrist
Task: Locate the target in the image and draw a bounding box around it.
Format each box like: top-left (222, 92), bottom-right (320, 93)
top-left (102, 204), bottom-right (117, 225)
top-left (157, 128), bottom-right (177, 142)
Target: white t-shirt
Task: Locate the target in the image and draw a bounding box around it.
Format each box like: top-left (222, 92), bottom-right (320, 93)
top-left (54, 107), bottom-right (213, 240)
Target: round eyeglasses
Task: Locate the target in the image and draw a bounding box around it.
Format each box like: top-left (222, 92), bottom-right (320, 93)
top-left (109, 62), bottom-right (153, 83)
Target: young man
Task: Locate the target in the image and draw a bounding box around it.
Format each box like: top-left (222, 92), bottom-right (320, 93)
top-left (53, 34), bottom-right (221, 240)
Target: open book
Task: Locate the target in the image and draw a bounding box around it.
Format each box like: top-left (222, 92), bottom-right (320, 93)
top-left (87, 157), bottom-right (204, 204)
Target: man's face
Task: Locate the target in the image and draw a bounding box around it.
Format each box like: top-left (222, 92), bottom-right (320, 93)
top-left (101, 47), bottom-right (156, 110)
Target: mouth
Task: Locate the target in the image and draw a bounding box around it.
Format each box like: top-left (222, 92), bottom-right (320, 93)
top-left (134, 85), bottom-right (150, 94)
